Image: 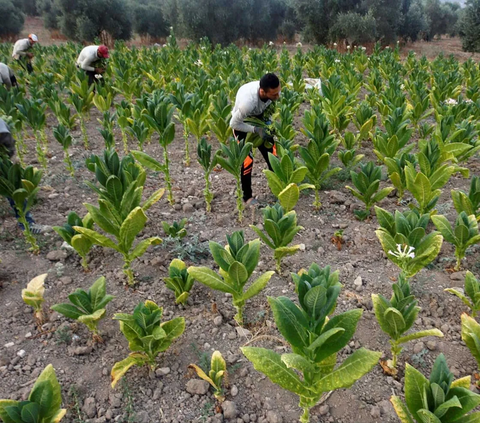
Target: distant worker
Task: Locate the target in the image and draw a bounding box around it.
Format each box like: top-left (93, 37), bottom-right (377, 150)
top-left (0, 118), bottom-right (50, 234)
top-left (229, 73), bottom-right (281, 207)
top-left (12, 34), bottom-right (38, 74)
top-left (76, 45), bottom-right (109, 86)
top-left (0, 63), bottom-right (18, 90)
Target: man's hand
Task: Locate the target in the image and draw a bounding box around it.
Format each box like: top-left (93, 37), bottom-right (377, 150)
top-left (26, 53), bottom-right (34, 59)
top-left (253, 126), bottom-right (266, 139)
top-left (95, 67), bottom-right (106, 74)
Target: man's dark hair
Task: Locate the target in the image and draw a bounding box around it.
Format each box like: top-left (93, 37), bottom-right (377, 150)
top-left (260, 73), bottom-right (280, 91)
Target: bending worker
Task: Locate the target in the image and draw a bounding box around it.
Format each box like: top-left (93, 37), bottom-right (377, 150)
top-left (229, 73), bottom-right (281, 207)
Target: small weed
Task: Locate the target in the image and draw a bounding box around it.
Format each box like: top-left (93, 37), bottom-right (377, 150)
top-left (55, 325), bottom-right (72, 345)
top-left (191, 342), bottom-right (211, 373)
top-left (160, 234), bottom-right (210, 263)
top-left (68, 385), bottom-right (86, 423)
top-left (410, 348), bottom-right (429, 369)
top-left (200, 401), bottom-right (214, 422)
top-left (121, 379), bottom-right (136, 423)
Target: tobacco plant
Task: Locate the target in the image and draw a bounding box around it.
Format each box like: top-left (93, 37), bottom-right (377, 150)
top-left (391, 354), bottom-right (480, 423)
top-left (250, 203), bottom-right (303, 273)
top-left (111, 301), bottom-right (185, 387)
top-left (242, 264), bottom-right (380, 423)
top-left (188, 231), bottom-right (274, 325)
top-left (445, 271), bottom-right (480, 317)
top-left (51, 276), bottom-right (114, 340)
top-left (0, 364), bottom-right (66, 423)
top-left (372, 273), bottom-right (443, 370)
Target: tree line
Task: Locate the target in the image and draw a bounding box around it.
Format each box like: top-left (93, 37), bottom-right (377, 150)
top-left (1, 0), bottom-right (479, 52)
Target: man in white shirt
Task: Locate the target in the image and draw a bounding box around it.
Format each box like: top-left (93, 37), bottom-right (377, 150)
top-left (0, 63), bottom-right (18, 90)
top-left (76, 45), bottom-right (109, 86)
top-left (230, 73), bottom-right (281, 207)
top-left (12, 34), bottom-right (38, 74)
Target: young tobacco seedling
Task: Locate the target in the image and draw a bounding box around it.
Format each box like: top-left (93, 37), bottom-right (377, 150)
top-left (242, 264), bottom-right (381, 423)
top-left (53, 211), bottom-right (94, 270)
top-left (264, 146), bottom-right (314, 212)
top-left (189, 350), bottom-right (227, 401)
top-left (216, 139), bottom-right (252, 222)
top-left (111, 301), bottom-right (185, 388)
top-left (22, 273), bottom-right (47, 324)
top-left (372, 273), bottom-right (443, 371)
top-left (162, 218), bottom-right (187, 239)
top-left (53, 124), bottom-right (75, 176)
top-left (164, 259), bottom-right (195, 305)
top-left (188, 231), bottom-right (274, 325)
top-left (0, 364), bottom-right (66, 423)
top-left (452, 175), bottom-right (480, 220)
top-left (461, 313), bottom-right (480, 371)
top-left (250, 203), bottom-right (303, 273)
top-left (51, 276), bottom-right (114, 340)
top-left (445, 271), bottom-right (480, 317)
top-left (432, 212), bottom-right (480, 271)
top-left (375, 206), bottom-right (443, 279)
top-left (391, 353), bottom-right (480, 423)
top-left (197, 137), bottom-right (219, 212)
top-left (299, 131), bottom-right (341, 208)
top-left (0, 157), bottom-right (43, 253)
top-left (346, 161), bottom-right (393, 220)
top-left (141, 90), bottom-right (176, 204)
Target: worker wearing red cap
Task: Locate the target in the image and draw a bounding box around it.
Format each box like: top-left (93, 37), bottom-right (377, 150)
top-left (12, 34), bottom-right (38, 74)
top-left (76, 45), bottom-right (109, 86)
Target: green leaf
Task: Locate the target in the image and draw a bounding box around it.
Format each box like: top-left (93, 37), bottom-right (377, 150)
top-left (119, 207), bottom-right (147, 252)
top-left (278, 183), bottom-right (300, 212)
top-left (316, 309), bottom-right (363, 362)
top-left (404, 363), bottom-right (430, 422)
top-left (268, 296), bottom-right (309, 350)
top-left (281, 353), bottom-right (315, 375)
top-left (314, 348), bottom-right (381, 392)
top-left (384, 307), bottom-right (406, 338)
top-left (390, 397), bottom-right (415, 423)
top-left (73, 227), bottom-right (120, 252)
top-left (131, 151), bottom-right (163, 172)
top-left (228, 261), bottom-right (249, 287)
top-left (111, 354), bottom-right (148, 388)
top-left (0, 400), bottom-right (20, 423)
top-left (28, 364), bottom-right (64, 422)
top-left (51, 303), bottom-right (83, 320)
top-left (142, 188), bottom-right (165, 211)
top-left (241, 271), bottom-right (274, 301)
top-left (397, 329), bottom-right (444, 345)
top-left (188, 267), bottom-right (236, 295)
top-left (129, 237), bottom-right (162, 260)
top-left (241, 347), bottom-right (314, 397)
top-left (461, 313), bottom-right (480, 367)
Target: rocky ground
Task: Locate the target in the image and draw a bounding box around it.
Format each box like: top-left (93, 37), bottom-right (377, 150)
top-left (1, 100), bottom-right (480, 423)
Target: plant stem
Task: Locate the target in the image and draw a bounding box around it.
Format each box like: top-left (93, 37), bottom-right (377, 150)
top-left (18, 213), bottom-right (39, 254)
top-left (300, 407), bottom-right (310, 423)
top-left (205, 174), bottom-right (212, 212)
top-left (123, 259), bottom-right (135, 286)
top-left (313, 189), bottom-right (321, 209)
top-left (63, 149), bottom-right (74, 176)
top-left (276, 257), bottom-right (282, 274)
top-left (163, 147), bottom-right (174, 205)
top-left (234, 306), bottom-right (243, 326)
top-left (235, 178), bottom-right (244, 222)
top-left (122, 131), bottom-right (129, 154)
top-left (81, 256), bottom-right (89, 271)
top-left (183, 129), bottom-right (190, 166)
top-left (80, 116), bottom-right (89, 149)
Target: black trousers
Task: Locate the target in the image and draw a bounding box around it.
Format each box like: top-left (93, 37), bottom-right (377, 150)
top-left (233, 129), bottom-right (275, 202)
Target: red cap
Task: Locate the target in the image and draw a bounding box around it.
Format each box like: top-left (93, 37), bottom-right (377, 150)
top-left (98, 45), bottom-right (109, 58)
